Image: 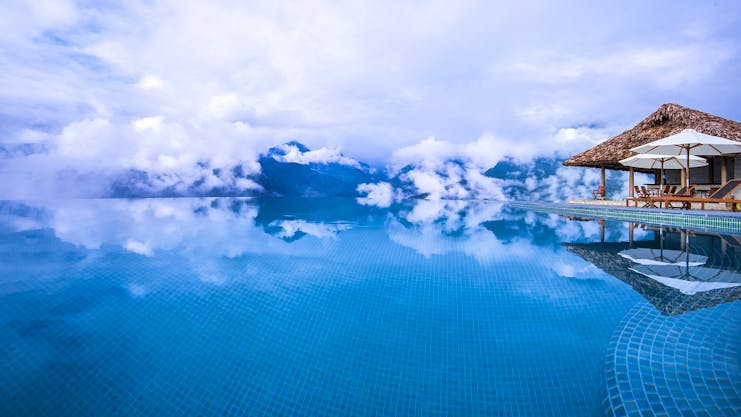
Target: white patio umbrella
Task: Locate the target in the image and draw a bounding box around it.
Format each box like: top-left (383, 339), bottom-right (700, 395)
top-left (619, 154), bottom-right (707, 194)
top-left (630, 129), bottom-right (741, 187)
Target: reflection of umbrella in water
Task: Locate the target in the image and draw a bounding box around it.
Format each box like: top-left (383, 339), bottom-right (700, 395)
top-left (620, 226), bottom-right (706, 266)
top-left (629, 264), bottom-right (741, 296)
top-left (618, 248), bottom-right (707, 266)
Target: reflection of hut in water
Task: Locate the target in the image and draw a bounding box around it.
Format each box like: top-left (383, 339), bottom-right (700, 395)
top-left (563, 241), bottom-right (741, 316)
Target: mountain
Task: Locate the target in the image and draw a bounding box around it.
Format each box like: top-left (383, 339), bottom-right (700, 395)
top-left (484, 156), bottom-right (629, 201)
top-left (256, 141), bottom-right (379, 197)
top-left (108, 164), bottom-right (263, 198)
top-left (106, 143), bottom-right (626, 201)
top-left (105, 141), bottom-right (380, 198)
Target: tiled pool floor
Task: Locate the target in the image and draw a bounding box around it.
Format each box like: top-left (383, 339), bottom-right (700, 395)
top-left (0, 198), bottom-right (739, 416)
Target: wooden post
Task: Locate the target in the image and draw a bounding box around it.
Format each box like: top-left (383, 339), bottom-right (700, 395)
top-left (600, 164), bottom-right (606, 191)
top-left (680, 169), bottom-right (686, 188)
top-left (629, 167), bottom-right (634, 197)
top-left (721, 156), bottom-right (728, 184)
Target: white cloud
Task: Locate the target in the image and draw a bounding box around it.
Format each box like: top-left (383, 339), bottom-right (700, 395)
top-left (384, 136), bottom-right (507, 200)
top-left (271, 143), bottom-right (362, 168)
top-left (132, 116), bottom-right (163, 132)
top-left (270, 220), bottom-right (352, 240)
top-left (137, 74), bottom-right (163, 90)
top-left (505, 43), bottom-right (732, 88)
top-left (357, 182), bottom-right (396, 207)
top-left (124, 239), bottom-right (153, 256)
top-left (0, 0), bottom-right (738, 198)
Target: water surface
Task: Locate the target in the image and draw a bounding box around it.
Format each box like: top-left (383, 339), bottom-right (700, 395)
top-left (0, 198), bottom-right (739, 416)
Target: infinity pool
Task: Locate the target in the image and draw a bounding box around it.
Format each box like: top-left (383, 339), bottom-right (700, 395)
top-left (0, 198), bottom-right (739, 416)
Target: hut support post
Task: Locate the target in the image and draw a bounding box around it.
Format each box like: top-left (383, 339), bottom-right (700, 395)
top-left (600, 164), bottom-right (606, 191)
top-left (681, 169), bottom-right (686, 188)
top-left (628, 167), bottom-right (634, 197)
top-left (721, 156), bottom-right (728, 185)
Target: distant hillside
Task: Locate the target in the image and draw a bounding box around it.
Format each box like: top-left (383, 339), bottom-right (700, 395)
top-left (484, 157), bottom-right (630, 201)
top-left (257, 141), bottom-right (379, 197)
top-left (108, 141), bottom-right (379, 198)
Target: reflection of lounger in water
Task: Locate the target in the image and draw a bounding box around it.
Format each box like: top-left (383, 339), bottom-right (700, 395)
top-left (629, 264), bottom-right (741, 295)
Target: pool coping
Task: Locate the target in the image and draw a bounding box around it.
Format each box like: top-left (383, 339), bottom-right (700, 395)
top-left (508, 201), bottom-right (741, 235)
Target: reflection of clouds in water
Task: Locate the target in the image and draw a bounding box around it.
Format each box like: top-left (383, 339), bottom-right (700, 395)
top-left (125, 283), bottom-right (148, 297)
top-left (3, 198), bottom-right (641, 295)
top-left (269, 220), bottom-right (353, 240)
top-left (551, 260), bottom-right (604, 280)
top-left (389, 200), bottom-right (628, 289)
top-left (8, 198), bottom-right (356, 288)
top-left (390, 200), bottom-right (541, 264)
top-left (523, 211), bottom-right (654, 243)
top-left (124, 240), bottom-right (153, 257)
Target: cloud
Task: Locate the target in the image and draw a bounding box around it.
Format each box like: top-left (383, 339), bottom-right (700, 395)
top-left (382, 136), bottom-right (507, 200)
top-left (505, 43), bottom-right (732, 88)
top-left (137, 75), bottom-right (163, 90)
top-left (269, 142), bottom-right (363, 168)
top-left (356, 182), bottom-right (396, 208)
top-left (132, 116), bottom-right (163, 132)
top-left (269, 220), bottom-right (352, 240)
top-left (124, 239), bottom-right (154, 256)
top-left (0, 0), bottom-right (738, 198)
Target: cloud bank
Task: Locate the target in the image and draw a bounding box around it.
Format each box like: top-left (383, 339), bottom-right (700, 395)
top-left (0, 0), bottom-right (738, 198)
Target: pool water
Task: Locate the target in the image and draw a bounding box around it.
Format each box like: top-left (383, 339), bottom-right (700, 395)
top-left (0, 198), bottom-right (739, 416)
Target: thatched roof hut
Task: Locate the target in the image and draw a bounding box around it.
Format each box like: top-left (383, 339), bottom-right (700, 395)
top-left (563, 103), bottom-right (741, 172)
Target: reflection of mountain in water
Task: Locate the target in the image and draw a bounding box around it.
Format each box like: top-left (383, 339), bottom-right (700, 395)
top-left (252, 198), bottom-right (386, 241)
top-left (564, 230), bottom-right (741, 316)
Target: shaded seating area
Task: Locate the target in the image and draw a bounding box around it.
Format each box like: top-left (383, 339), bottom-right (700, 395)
top-left (563, 104), bottom-right (741, 206)
top-left (661, 179), bottom-right (741, 211)
top-left (627, 185), bottom-right (691, 208)
top-left (626, 180), bottom-right (741, 211)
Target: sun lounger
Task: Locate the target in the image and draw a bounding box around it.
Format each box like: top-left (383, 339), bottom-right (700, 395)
top-left (660, 180), bottom-right (741, 211)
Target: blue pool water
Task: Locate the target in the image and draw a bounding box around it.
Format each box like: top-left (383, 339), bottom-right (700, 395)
top-left (0, 198), bottom-right (739, 416)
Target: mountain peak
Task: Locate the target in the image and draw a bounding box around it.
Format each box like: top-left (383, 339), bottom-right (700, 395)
top-left (267, 141), bottom-right (310, 157)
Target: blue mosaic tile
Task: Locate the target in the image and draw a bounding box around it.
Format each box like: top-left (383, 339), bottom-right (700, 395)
top-left (601, 302), bottom-right (741, 417)
top-left (0, 198), bottom-right (738, 416)
top-left (510, 201), bottom-right (741, 234)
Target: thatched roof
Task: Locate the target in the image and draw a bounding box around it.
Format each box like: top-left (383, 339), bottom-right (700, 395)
top-left (563, 103), bottom-right (741, 171)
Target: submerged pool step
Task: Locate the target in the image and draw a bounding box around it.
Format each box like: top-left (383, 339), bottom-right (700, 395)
top-left (600, 302), bottom-right (740, 417)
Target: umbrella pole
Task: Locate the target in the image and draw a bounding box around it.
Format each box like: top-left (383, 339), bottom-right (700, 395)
top-left (660, 160), bottom-right (664, 196)
top-left (686, 147), bottom-right (691, 190)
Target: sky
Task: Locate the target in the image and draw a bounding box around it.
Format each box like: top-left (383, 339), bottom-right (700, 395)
top-left (0, 0), bottom-right (740, 198)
